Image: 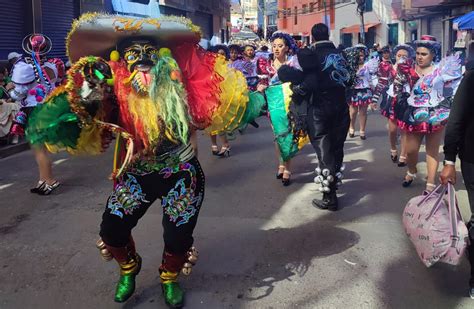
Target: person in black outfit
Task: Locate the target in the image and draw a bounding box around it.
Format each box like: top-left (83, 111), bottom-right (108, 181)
top-left (278, 23), bottom-right (351, 211)
top-left (440, 60), bottom-right (474, 299)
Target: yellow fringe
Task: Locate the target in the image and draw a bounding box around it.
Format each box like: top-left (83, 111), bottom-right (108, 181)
top-left (282, 83), bottom-right (310, 149)
top-left (206, 55), bottom-right (249, 135)
top-left (127, 92), bottom-right (161, 147)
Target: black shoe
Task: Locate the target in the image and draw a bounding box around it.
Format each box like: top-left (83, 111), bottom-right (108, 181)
top-left (397, 161), bottom-right (407, 167)
top-left (282, 171), bottom-right (291, 186)
top-left (360, 135), bottom-right (367, 140)
top-left (30, 181), bottom-right (46, 194)
top-left (349, 132), bottom-right (355, 138)
top-left (312, 192), bottom-right (338, 211)
top-left (217, 147), bottom-right (231, 158)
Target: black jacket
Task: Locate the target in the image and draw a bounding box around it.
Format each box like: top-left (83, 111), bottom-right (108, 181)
top-left (443, 64), bottom-right (474, 164)
top-left (297, 41), bottom-right (350, 94)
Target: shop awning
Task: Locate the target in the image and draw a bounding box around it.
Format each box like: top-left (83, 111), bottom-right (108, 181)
top-left (453, 11), bottom-right (474, 30)
top-left (341, 22), bottom-right (380, 34)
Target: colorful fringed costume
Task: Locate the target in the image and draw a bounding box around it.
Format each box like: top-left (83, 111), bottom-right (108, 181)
top-left (26, 13), bottom-right (251, 307)
top-left (393, 41), bottom-right (462, 133)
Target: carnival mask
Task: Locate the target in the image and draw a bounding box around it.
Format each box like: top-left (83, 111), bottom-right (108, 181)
top-left (124, 43), bottom-right (159, 94)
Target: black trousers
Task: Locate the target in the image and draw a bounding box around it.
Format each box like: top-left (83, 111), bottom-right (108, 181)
top-left (99, 156), bottom-right (205, 256)
top-left (461, 160), bottom-right (474, 285)
top-left (461, 160), bottom-right (474, 223)
top-left (306, 96), bottom-right (350, 189)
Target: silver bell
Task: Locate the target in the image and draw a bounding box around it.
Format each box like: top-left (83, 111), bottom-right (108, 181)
top-left (327, 175), bottom-right (334, 183)
top-left (322, 180), bottom-right (330, 186)
top-left (315, 167), bottom-right (321, 175)
top-left (322, 169), bottom-right (330, 177)
top-left (319, 186), bottom-right (325, 192)
top-left (323, 187), bottom-right (331, 193)
top-left (314, 176), bottom-right (322, 184)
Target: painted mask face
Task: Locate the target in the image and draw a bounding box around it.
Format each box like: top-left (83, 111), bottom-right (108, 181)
top-left (124, 43), bottom-right (159, 94)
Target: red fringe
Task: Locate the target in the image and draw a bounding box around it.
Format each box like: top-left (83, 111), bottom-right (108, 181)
top-left (172, 43), bottom-right (223, 129)
top-left (111, 61), bottom-right (147, 152)
top-left (397, 119), bottom-right (444, 133)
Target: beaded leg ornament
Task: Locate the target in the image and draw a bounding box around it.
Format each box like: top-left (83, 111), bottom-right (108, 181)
top-left (313, 164), bottom-right (345, 192)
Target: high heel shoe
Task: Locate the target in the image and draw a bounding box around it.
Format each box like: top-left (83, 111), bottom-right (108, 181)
top-left (217, 146), bottom-right (231, 158)
top-left (390, 149), bottom-right (398, 163)
top-left (276, 165), bottom-right (285, 179)
top-left (402, 171), bottom-right (416, 188)
top-left (397, 156), bottom-right (407, 167)
top-left (348, 130), bottom-right (355, 138)
top-left (38, 181), bottom-right (61, 195)
top-left (211, 145), bottom-right (219, 156)
top-left (282, 170), bottom-right (291, 186)
top-left (360, 131), bottom-right (366, 140)
top-left (30, 181), bottom-right (46, 194)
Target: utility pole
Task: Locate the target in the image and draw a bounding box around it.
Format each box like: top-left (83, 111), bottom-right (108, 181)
top-left (356, 0), bottom-right (366, 44)
top-left (323, 0), bottom-right (328, 26)
top-left (263, 0), bottom-right (267, 40)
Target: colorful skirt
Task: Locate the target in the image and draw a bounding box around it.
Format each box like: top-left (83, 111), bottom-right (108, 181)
top-left (265, 83), bottom-right (308, 162)
top-left (348, 88), bottom-right (372, 107)
top-left (380, 93), bottom-right (396, 120)
top-left (396, 95), bottom-right (452, 134)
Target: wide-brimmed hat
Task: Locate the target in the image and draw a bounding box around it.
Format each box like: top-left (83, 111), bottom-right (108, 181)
top-left (67, 13), bottom-right (202, 62)
top-left (414, 35), bottom-right (441, 62)
top-left (393, 43), bottom-right (415, 59)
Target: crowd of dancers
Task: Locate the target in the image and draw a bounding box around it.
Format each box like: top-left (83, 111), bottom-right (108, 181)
top-left (6, 10), bottom-right (470, 307)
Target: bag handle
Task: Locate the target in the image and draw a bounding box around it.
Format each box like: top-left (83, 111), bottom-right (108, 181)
top-left (417, 184), bottom-right (444, 207)
top-left (447, 183), bottom-right (464, 251)
top-left (425, 185), bottom-right (448, 220)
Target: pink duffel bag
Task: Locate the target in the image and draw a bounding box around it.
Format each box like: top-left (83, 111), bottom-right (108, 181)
top-left (402, 183), bottom-right (469, 267)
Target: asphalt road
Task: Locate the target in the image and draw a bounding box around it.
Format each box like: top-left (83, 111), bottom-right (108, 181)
top-left (0, 112), bottom-right (473, 308)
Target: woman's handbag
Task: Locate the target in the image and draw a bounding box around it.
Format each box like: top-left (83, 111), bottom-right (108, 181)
top-left (402, 183), bottom-right (469, 267)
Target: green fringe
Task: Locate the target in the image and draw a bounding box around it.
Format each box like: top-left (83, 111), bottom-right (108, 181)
top-left (150, 56), bottom-right (190, 145)
top-left (26, 92), bottom-right (82, 148)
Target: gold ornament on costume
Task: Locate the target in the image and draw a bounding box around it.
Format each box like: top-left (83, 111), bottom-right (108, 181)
top-left (181, 246), bottom-right (199, 276)
top-left (96, 239), bottom-right (113, 261)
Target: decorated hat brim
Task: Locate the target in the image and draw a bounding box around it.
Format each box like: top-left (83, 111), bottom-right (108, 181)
top-left (67, 13), bottom-right (202, 62)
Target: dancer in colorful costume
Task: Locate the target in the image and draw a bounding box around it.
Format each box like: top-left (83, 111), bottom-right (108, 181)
top-left (26, 13), bottom-right (249, 307)
top-left (279, 23), bottom-right (351, 210)
top-left (375, 44), bottom-right (415, 166)
top-left (9, 34), bottom-right (63, 195)
top-left (394, 35), bottom-right (462, 192)
top-left (256, 32), bottom-right (303, 186)
top-left (345, 44), bottom-right (379, 140)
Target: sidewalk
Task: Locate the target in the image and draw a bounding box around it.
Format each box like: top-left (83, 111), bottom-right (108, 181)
top-left (0, 141), bottom-right (29, 158)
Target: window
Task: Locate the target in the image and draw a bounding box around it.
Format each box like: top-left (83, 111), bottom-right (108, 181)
top-left (302, 4), bottom-right (308, 13)
top-left (309, 2), bottom-right (315, 12)
top-left (294, 6), bottom-right (298, 24)
top-left (388, 23), bottom-right (399, 46)
top-left (287, 8), bottom-right (291, 16)
top-left (317, 0), bottom-right (323, 11)
top-left (365, 0), bottom-right (373, 12)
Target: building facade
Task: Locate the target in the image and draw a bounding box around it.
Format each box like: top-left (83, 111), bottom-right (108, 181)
top-left (392, 0), bottom-right (473, 55)
top-left (277, 0), bottom-right (337, 44)
top-left (0, 0), bottom-right (231, 61)
top-left (333, 0), bottom-right (401, 48)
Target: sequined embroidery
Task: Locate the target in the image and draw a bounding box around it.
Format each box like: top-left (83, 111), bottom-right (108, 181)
top-left (160, 163), bottom-right (201, 226)
top-left (107, 174), bottom-right (150, 218)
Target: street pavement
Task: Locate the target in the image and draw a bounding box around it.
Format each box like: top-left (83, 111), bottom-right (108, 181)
top-left (0, 112), bottom-right (473, 308)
